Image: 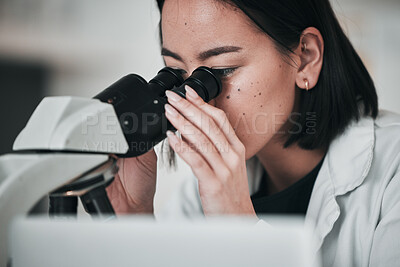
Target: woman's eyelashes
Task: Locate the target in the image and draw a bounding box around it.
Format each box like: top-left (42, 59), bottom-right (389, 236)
top-left (171, 68), bottom-right (187, 76)
top-left (169, 68), bottom-right (188, 79)
top-left (212, 67), bottom-right (238, 79)
top-left (167, 67), bottom-right (238, 79)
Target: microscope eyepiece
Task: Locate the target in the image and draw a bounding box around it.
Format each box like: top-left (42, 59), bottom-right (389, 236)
top-left (93, 65), bottom-right (222, 158)
top-left (149, 67), bottom-right (184, 97)
top-left (94, 66), bottom-right (184, 104)
top-left (169, 66), bottom-right (222, 102)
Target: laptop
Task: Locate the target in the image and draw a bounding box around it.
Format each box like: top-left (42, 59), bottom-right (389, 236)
top-left (9, 215), bottom-right (321, 267)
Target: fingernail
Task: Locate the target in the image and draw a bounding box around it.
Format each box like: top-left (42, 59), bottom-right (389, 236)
top-left (166, 130), bottom-right (174, 138)
top-left (164, 103), bottom-right (179, 117)
top-left (185, 85), bottom-right (199, 99)
top-left (166, 130), bottom-right (178, 144)
top-left (165, 90), bottom-right (181, 102)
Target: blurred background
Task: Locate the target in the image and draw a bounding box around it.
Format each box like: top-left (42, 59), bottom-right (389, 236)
top-left (0, 0), bottom-right (399, 215)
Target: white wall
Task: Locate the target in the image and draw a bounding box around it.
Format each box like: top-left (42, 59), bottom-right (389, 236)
top-left (0, 0), bottom-right (399, 215)
top-left (0, 0), bottom-right (164, 95)
top-left (331, 0), bottom-right (400, 114)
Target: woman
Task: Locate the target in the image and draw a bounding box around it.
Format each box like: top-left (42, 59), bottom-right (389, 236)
top-left (106, 0), bottom-right (400, 266)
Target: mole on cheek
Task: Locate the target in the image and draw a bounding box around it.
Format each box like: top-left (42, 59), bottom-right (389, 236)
top-left (184, 22), bottom-right (187, 25)
top-left (237, 88), bottom-right (240, 91)
top-left (226, 95), bottom-right (230, 99)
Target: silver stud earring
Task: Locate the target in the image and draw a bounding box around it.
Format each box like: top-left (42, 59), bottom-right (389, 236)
top-left (302, 42), bottom-right (307, 52)
top-left (303, 78), bottom-right (309, 91)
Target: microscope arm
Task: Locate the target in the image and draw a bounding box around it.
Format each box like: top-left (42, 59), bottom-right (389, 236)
top-left (0, 96), bottom-right (129, 267)
top-left (13, 96), bottom-right (129, 154)
top-left (0, 153), bottom-right (109, 267)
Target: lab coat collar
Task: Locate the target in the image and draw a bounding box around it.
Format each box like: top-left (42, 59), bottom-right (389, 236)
top-left (325, 116), bottom-right (375, 195)
top-left (305, 114), bottom-right (375, 254)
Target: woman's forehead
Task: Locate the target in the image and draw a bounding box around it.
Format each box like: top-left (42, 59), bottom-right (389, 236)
top-left (162, 0), bottom-right (235, 26)
top-left (161, 0), bottom-right (261, 52)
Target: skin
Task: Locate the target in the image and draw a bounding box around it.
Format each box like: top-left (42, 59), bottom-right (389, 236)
top-left (106, 0), bottom-right (327, 218)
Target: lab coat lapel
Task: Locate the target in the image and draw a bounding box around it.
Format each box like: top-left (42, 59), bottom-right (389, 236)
top-left (305, 115), bottom-right (375, 255)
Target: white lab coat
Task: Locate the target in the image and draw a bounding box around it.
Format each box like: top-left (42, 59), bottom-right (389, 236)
top-left (157, 109), bottom-right (400, 267)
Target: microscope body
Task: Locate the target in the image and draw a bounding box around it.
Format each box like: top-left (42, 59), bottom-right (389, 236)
top-left (0, 66), bottom-right (221, 267)
top-left (93, 73), bottom-right (174, 157)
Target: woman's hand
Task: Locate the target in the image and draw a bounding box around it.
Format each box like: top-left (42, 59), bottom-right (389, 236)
top-left (106, 148), bottom-right (157, 214)
top-left (164, 85), bottom-right (258, 219)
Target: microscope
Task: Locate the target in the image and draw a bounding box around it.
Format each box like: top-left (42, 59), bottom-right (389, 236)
top-left (0, 66), bottom-right (222, 267)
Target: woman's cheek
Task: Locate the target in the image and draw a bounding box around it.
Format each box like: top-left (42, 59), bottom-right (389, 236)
top-left (213, 84), bottom-right (274, 159)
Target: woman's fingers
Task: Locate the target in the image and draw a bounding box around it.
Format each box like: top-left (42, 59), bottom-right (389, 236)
top-left (166, 130), bottom-right (215, 181)
top-left (165, 102), bottom-right (231, 176)
top-left (183, 85), bottom-right (245, 156)
top-left (165, 89), bottom-right (244, 170)
top-left (165, 90), bottom-right (231, 153)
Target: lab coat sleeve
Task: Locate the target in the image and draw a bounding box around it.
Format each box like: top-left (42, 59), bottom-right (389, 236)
top-left (155, 175), bottom-right (273, 229)
top-left (155, 155), bottom-right (265, 220)
top-left (369, 170), bottom-right (400, 266)
top-left (155, 173), bottom-right (204, 220)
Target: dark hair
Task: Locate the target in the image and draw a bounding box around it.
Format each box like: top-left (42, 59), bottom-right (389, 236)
top-left (156, 0), bottom-right (378, 169)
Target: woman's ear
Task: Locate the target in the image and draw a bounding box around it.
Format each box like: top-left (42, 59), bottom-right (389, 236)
top-left (295, 27), bottom-right (324, 91)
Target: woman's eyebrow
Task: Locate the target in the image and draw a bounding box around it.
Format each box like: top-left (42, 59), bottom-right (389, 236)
top-left (161, 47), bottom-right (183, 61)
top-left (161, 46), bottom-right (243, 62)
top-left (198, 46), bottom-right (242, 61)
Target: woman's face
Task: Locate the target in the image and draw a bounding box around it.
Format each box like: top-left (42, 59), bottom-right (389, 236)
top-left (161, 0), bottom-right (300, 160)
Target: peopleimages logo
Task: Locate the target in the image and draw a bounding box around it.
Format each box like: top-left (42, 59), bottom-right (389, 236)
top-left (81, 141), bottom-right (128, 153)
top-left (80, 111), bottom-right (318, 136)
top-left (81, 112), bottom-right (121, 135)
